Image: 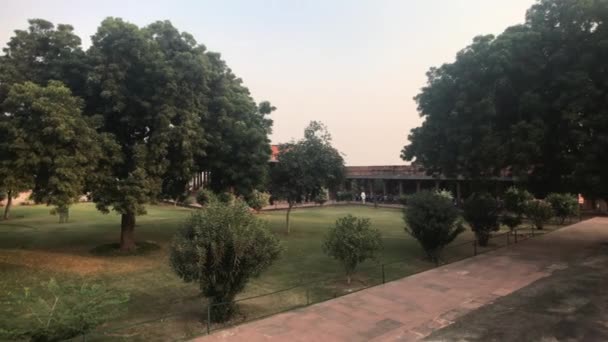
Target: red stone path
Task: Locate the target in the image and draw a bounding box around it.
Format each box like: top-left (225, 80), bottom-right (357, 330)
top-left (194, 217), bottom-right (608, 341)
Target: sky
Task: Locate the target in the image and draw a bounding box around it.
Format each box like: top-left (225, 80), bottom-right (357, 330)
top-left (0, 0), bottom-right (537, 165)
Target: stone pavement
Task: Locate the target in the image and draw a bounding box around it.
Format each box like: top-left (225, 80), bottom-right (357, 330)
top-left (193, 217), bottom-right (608, 342)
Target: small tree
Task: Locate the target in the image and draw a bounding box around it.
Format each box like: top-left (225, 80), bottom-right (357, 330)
top-left (463, 192), bottom-right (500, 246)
top-left (170, 198), bottom-right (282, 322)
top-left (323, 215), bottom-right (382, 284)
top-left (270, 121), bottom-right (345, 234)
top-left (246, 190), bottom-right (271, 212)
top-left (546, 193), bottom-right (578, 224)
top-left (2, 279), bottom-right (129, 341)
top-left (526, 199), bottom-right (554, 230)
top-left (404, 191), bottom-right (465, 263)
top-left (500, 186), bottom-right (533, 232)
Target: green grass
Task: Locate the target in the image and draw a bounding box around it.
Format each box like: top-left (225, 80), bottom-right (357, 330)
top-left (0, 203), bottom-right (560, 341)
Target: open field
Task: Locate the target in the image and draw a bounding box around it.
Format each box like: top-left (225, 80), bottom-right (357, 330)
top-left (0, 203), bottom-right (561, 341)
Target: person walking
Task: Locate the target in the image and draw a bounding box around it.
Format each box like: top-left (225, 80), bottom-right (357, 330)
top-left (361, 191), bottom-right (366, 204)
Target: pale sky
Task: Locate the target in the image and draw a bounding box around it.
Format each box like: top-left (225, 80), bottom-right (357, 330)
top-left (0, 0), bottom-right (536, 165)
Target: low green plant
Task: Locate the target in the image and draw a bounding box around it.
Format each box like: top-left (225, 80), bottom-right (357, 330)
top-left (404, 191), bottom-right (464, 263)
top-left (323, 215), bottom-right (382, 284)
top-left (170, 198), bottom-right (282, 322)
top-left (501, 214), bottom-right (522, 232)
top-left (546, 193), bottom-right (578, 224)
top-left (2, 279), bottom-right (129, 342)
top-left (216, 192), bottom-right (236, 204)
top-left (313, 189), bottom-right (328, 206)
top-left (526, 199), bottom-right (554, 230)
top-left (196, 189), bottom-right (214, 206)
top-left (336, 191), bottom-right (353, 202)
top-left (246, 190), bottom-right (271, 212)
top-left (463, 192), bottom-right (500, 246)
top-left (503, 187), bottom-right (533, 217)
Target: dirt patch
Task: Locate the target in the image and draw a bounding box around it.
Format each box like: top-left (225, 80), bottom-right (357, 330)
top-left (0, 249), bottom-right (159, 275)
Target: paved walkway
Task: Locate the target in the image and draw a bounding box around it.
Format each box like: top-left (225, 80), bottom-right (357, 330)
top-left (194, 218), bottom-right (608, 342)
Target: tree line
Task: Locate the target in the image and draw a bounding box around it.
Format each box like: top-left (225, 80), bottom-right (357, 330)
top-left (0, 18), bottom-right (274, 251)
top-left (403, 0), bottom-right (608, 202)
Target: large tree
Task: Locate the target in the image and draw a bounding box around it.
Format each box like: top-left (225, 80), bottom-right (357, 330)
top-left (270, 121), bottom-right (345, 234)
top-left (85, 18), bottom-right (212, 251)
top-left (403, 0), bottom-right (608, 200)
top-left (0, 19), bottom-right (89, 220)
top-left (1, 81), bottom-right (101, 221)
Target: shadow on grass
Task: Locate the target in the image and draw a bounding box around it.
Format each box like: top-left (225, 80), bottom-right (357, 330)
top-left (90, 241), bottom-right (161, 257)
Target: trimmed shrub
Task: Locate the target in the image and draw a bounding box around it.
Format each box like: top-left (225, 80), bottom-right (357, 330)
top-left (170, 198), bottom-right (282, 322)
top-left (503, 187), bottom-right (533, 217)
top-left (216, 192), bottom-right (236, 204)
top-left (463, 192), bottom-right (500, 246)
top-left (2, 279), bottom-right (129, 342)
top-left (336, 191), bottom-right (353, 202)
top-left (526, 199), bottom-right (554, 230)
top-left (404, 191), bottom-right (464, 263)
top-left (196, 189), bottom-right (214, 206)
top-left (500, 214), bottom-right (522, 232)
top-left (546, 193), bottom-right (578, 224)
top-left (246, 190), bottom-right (271, 212)
top-left (314, 189), bottom-right (328, 206)
top-left (323, 215), bottom-right (382, 284)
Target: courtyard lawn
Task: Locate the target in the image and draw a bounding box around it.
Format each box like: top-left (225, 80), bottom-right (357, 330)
top-left (0, 203), bottom-right (555, 341)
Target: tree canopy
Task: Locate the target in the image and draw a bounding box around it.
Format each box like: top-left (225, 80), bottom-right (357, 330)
top-left (0, 18), bottom-right (274, 250)
top-left (270, 121), bottom-right (345, 233)
top-left (402, 0), bottom-right (608, 199)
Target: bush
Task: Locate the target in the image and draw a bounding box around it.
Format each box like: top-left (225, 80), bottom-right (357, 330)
top-left (2, 279), bottom-right (129, 341)
top-left (196, 189), bottom-right (214, 206)
top-left (500, 214), bottom-right (522, 232)
top-left (404, 191), bottom-right (464, 263)
top-left (170, 198), bottom-right (282, 322)
top-left (463, 192), bottom-right (500, 246)
top-left (546, 193), bottom-right (578, 224)
top-left (0, 191), bottom-right (6, 203)
top-left (336, 191), bottom-right (353, 202)
top-left (182, 196), bottom-right (196, 206)
top-left (216, 191), bottom-right (236, 204)
top-left (398, 195), bottom-right (408, 206)
top-left (503, 187), bottom-right (533, 217)
top-left (323, 215), bottom-right (382, 284)
top-left (314, 189), bottom-right (328, 206)
top-left (246, 190), bottom-right (271, 212)
top-left (526, 199), bottom-right (553, 230)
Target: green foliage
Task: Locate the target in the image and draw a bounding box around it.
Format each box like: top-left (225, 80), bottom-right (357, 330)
top-left (270, 121), bottom-right (345, 233)
top-left (182, 196), bottom-right (196, 206)
top-left (526, 199), bottom-right (554, 230)
top-left (2, 81), bottom-right (101, 222)
top-left (323, 215), bottom-right (382, 284)
top-left (196, 189), bottom-right (213, 206)
top-left (314, 189), bottom-right (328, 206)
top-left (500, 214), bottom-right (522, 232)
top-left (503, 187), bottom-right (533, 217)
top-left (402, 0), bottom-right (608, 197)
top-left (1, 278), bottom-right (129, 342)
top-left (546, 193), bottom-right (578, 224)
top-left (435, 189), bottom-right (454, 201)
top-left (216, 192), bottom-right (236, 204)
top-left (463, 192), bottom-right (500, 246)
top-left (246, 190), bottom-right (271, 212)
top-left (404, 191), bottom-right (465, 263)
top-left (170, 198), bottom-right (282, 322)
top-left (336, 191), bottom-right (353, 202)
top-left (0, 191), bottom-right (5, 202)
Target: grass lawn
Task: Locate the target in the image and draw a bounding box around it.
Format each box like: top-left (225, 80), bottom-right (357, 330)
top-left (0, 203), bottom-right (559, 341)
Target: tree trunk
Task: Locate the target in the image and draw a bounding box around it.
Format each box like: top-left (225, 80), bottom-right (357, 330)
top-left (285, 203), bottom-right (293, 235)
top-left (347, 274), bottom-right (351, 285)
top-left (3, 190), bottom-right (12, 220)
top-left (120, 212), bottom-right (137, 252)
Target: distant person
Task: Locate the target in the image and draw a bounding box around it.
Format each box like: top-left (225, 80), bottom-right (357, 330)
top-left (361, 191), bottom-right (366, 204)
